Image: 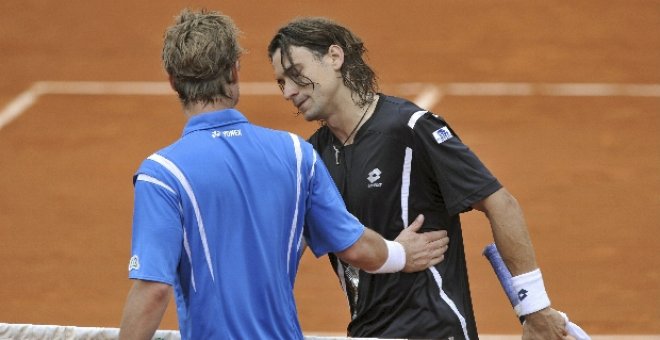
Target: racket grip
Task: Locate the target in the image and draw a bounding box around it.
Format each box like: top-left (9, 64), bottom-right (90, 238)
top-left (482, 243), bottom-right (525, 323)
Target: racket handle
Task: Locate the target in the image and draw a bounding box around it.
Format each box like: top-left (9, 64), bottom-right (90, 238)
top-left (483, 242), bottom-right (525, 324)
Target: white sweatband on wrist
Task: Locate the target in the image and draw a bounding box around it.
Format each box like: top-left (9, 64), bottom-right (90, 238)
top-left (511, 268), bottom-right (551, 316)
top-left (366, 240), bottom-right (406, 274)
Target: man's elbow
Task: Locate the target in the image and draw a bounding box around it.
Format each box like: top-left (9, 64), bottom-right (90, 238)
top-left (336, 245), bottom-right (363, 266)
top-left (150, 283), bottom-right (171, 302)
top-left (338, 229), bottom-right (392, 272)
top-left (134, 280), bottom-right (172, 308)
top-left (474, 187), bottom-right (521, 213)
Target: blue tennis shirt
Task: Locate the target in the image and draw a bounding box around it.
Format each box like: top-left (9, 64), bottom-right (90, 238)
top-left (128, 109), bottom-right (364, 339)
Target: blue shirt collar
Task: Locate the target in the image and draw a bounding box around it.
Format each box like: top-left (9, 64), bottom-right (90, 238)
top-left (182, 109), bottom-right (249, 136)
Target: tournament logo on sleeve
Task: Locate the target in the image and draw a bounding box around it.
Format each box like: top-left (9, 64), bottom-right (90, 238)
top-left (432, 126), bottom-right (453, 144)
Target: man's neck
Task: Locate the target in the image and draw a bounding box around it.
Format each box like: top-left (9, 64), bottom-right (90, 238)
top-left (326, 94), bottom-right (379, 145)
top-left (183, 97), bottom-right (235, 117)
top-left (182, 82), bottom-right (239, 117)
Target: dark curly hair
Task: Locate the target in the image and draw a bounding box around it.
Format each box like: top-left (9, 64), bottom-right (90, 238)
top-left (268, 17), bottom-right (377, 107)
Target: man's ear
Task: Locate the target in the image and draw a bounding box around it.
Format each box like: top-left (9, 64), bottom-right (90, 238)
top-left (327, 45), bottom-right (345, 71)
top-left (230, 61), bottom-right (240, 83)
top-left (168, 75), bottom-right (176, 91)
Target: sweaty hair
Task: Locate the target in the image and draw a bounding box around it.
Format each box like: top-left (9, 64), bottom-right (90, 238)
top-left (267, 17), bottom-right (377, 107)
top-left (162, 9), bottom-right (243, 107)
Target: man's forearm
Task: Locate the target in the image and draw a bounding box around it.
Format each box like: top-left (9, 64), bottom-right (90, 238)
top-left (490, 215), bottom-right (538, 276)
top-left (477, 188), bottom-right (569, 338)
top-left (336, 228), bottom-right (388, 272)
top-left (119, 280), bottom-right (171, 340)
top-left (477, 188), bottom-right (538, 275)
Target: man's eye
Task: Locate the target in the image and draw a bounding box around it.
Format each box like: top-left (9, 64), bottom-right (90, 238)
top-left (286, 67), bottom-right (302, 79)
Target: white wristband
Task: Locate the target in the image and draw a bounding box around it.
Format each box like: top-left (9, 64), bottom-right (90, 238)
top-left (366, 240), bottom-right (406, 274)
top-left (511, 268), bottom-right (551, 316)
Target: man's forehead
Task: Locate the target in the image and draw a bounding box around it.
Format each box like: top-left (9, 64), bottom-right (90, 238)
top-left (283, 46), bottom-right (317, 64)
top-left (272, 46), bottom-right (319, 76)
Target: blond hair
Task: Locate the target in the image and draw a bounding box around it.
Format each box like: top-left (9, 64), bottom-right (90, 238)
top-left (162, 9), bottom-right (243, 106)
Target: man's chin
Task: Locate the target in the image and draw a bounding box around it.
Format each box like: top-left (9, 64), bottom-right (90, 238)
top-left (301, 111), bottom-right (319, 122)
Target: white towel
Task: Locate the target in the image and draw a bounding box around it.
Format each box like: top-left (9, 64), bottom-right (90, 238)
top-left (559, 311), bottom-right (591, 340)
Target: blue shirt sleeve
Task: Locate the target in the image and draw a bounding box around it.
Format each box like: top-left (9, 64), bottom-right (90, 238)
top-left (128, 173), bottom-right (183, 286)
top-left (303, 149), bottom-right (365, 258)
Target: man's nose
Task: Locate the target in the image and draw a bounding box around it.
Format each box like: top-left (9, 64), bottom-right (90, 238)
top-left (281, 80), bottom-right (299, 100)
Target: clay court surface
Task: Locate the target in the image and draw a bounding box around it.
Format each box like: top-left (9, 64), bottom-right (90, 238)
top-left (0, 1), bottom-right (658, 337)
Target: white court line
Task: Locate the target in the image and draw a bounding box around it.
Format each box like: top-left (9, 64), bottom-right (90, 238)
top-left (2, 81), bottom-right (659, 132)
top-left (0, 83), bottom-right (43, 131)
top-left (30, 81), bottom-right (280, 96)
top-left (440, 82), bottom-right (660, 97)
top-left (0, 81), bottom-right (281, 132)
top-left (29, 81), bottom-right (440, 110)
top-left (410, 84), bottom-right (443, 109)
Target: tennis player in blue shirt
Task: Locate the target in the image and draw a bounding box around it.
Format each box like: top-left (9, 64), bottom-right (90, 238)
top-left (118, 9), bottom-right (449, 340)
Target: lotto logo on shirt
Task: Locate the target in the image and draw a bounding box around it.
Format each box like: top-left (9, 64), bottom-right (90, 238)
top-left (367, 168), bottom-right (382, 188)
top-left (432, 126), bottom-right (453, 144)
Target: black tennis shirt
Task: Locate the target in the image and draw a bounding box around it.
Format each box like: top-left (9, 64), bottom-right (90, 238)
top-left (308, 95), bottom-right (502, 339)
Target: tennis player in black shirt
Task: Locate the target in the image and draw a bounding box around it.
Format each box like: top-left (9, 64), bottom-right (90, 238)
top-left (268, 17), bottom-right (574, 340)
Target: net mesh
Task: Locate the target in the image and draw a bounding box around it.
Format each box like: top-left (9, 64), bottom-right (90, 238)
top-left (3, 323), bottom-right (654, 340)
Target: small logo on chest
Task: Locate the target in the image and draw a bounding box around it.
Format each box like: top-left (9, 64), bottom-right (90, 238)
top-left (367, 168), bottom-right (382, 188)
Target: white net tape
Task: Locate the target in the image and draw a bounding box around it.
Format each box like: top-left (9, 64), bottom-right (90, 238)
top-left (0, 323), bottom-right (365, 340)
top-left (0, 323), bottom-right (179, 340)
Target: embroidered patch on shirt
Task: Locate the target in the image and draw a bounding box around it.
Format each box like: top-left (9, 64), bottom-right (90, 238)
top-left (432, 126), bottom-right (453, 144)
top-left (128, 255), bottom-right (140, 271)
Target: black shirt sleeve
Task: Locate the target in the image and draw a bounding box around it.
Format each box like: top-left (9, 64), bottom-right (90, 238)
top-left (412, 112), bottom-right (502, 216)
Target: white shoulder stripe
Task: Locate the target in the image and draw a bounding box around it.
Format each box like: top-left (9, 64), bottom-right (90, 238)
top-left (147, 153), bottom-right (215, 282)
top-left (407, 110), bottom-right (428, 129)
top-left (135, 174), bottom-right (176, 194)
top-left (287, 133), bottom-right (303, 274)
